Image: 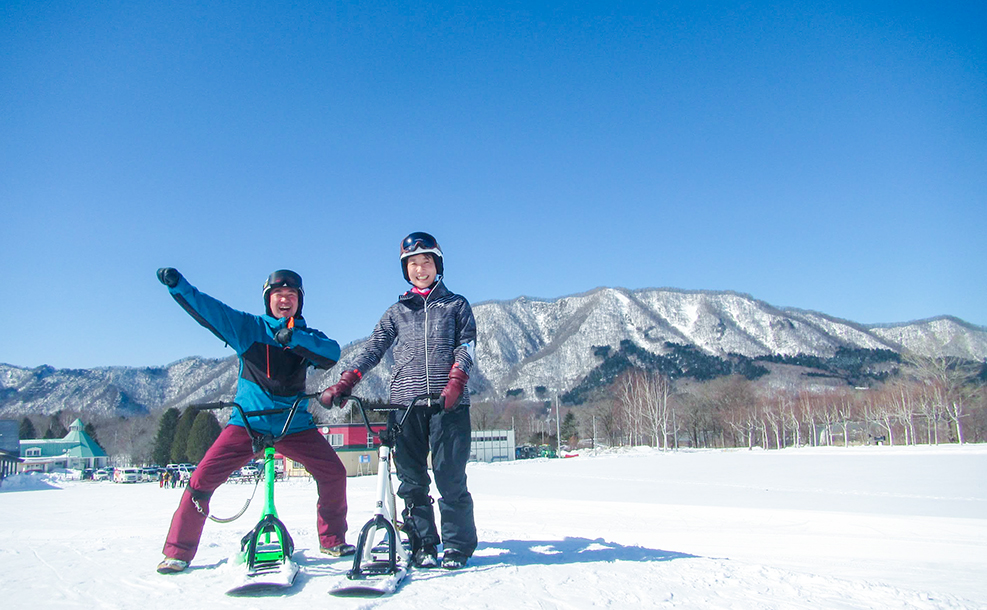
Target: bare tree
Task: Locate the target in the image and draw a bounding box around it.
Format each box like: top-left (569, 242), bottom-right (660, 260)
top-left (868, 392), bottom-right (897, 446)
top-left (651, 372), bottom-right (673, 450)
top-left (966, 384), bottom-right (987, 443)
top-left (836, 390), bottom-right (856, 447)
top-left (593, 393), bottom-right (625, 447)
top-left (470, 401), bottom-right (497, 431)
top-left (797, 391), bottom-right (821, 447)
top-left (674, 390), bottom-right (719, 448)
top-left (909, 354), bottom-right (979, 445)
top-left (615, 370), bottom-right (656, 447)
top-left (885, 380), bottom-right (918, 445)
top-left (706, 376), bottom-right (757, 448)
top-left (633, 371), bottom-right (672, 450)
top-left (917, 382), bottom-right (944, 444)
top-left (817, 394), bottom-right (840, 446)
top-left (760, 391), bottom-right (789, 449)
top-left (783, 393), bottom-right (802, 447)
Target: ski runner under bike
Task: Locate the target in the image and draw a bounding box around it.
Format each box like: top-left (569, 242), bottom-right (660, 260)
top-left (320, 232), bottom-right (478, 570)
top-left (155, 268), bottom-right (355, 574)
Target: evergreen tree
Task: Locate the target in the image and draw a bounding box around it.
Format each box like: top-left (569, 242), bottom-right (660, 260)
top-left (19, 417), bottom-right (37, 440)
top-left (186, 411), bottom-right (222, 463)
top-left (44, 412), bottom-right (67, 439)
top-left (170, 408), bottom-right (198, 464)
top-left (151, 408), bottom-right (180, 466)
top-left (560, 411), bottom-right (579, 445)
top-left (84, 422), bottom-right (99, 444)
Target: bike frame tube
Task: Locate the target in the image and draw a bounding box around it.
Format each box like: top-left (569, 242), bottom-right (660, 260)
top-left (263, 446), bottom-right (278, 520)
top-left (357, 442), bottom-right (404, 570)
top-left (374, 445), bottom-right (392, 518)
top-left (342, 394), bottom-right (441, 578)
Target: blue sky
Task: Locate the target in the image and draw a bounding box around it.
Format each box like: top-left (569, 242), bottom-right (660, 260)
top-left (1, 1), bottom-right (984, 369)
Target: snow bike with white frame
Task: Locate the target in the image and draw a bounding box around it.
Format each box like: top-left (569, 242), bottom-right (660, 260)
top-left (329, 393), bottom-right (443, 598)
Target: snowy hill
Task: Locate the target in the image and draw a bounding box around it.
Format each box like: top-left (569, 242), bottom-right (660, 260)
top-left (2, 287), bottom-right (985, 417)
top-left (0, 357), bottom-right (239, 418)
top-left (336, 287), bottom-right (986, 399)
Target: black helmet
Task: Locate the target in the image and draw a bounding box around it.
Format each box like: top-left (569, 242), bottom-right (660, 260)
top-left (399, 232), bottom-right (444, 283)
top-left (263, 269), bottom-right (304, 316)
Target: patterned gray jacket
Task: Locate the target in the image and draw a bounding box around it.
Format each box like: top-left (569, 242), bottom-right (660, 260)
top-left (350, 280), bottom-right (476, 407)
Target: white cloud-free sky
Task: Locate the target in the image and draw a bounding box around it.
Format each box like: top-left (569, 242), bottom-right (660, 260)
top-left (2, 1), bottom-right (984, 368)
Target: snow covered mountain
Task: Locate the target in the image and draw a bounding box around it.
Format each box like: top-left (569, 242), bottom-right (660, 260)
top-left (0, 357), bottom-right (240, 418)
top-left (2, 287), bottom-right (985, 417)
top-left (463, 288), bottom-right (987, 397)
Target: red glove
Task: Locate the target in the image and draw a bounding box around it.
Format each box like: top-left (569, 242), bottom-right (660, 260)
top-left (319, 369), bottom-right (361, 407)
top-left (440, 367), bottom-right (469, 411)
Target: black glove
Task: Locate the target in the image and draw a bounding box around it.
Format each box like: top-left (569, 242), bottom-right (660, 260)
top-left (275, 327), bottom-right (293, 345)
top-left (157, 268), bottom-right (181, 288)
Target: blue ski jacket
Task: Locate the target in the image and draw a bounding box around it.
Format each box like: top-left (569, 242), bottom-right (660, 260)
top-left (166, 275), bottom-right (340, 437)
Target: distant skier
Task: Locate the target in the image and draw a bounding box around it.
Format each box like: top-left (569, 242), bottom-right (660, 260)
top-left (320, 232), bottom-right (477, 570)
top-left (154, 268), bottom-right (354, 574)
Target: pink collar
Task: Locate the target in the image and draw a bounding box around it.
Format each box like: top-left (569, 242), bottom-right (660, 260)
top-left (411, 286), bottom-right (432, 297)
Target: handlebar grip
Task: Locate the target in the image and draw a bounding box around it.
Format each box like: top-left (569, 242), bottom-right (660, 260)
top-left (190, 402), bottom-right (285, 416)
top-left (191, 402), bottom-right (231, 410)
top-left (246, 407), bottom-right (290, 417)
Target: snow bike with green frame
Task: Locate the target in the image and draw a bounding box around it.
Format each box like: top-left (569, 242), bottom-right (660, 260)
top-left (191, 392), bottom-right (318, 593)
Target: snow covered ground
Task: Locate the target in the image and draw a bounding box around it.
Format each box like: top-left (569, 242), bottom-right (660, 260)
top-left (2, 444), bottom-right (986, 609)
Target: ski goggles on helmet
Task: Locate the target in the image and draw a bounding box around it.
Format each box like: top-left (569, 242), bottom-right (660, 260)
top-left (400, 232), bottom-right (441, 256)
top-left (263, 269), bottom-right (304, 296)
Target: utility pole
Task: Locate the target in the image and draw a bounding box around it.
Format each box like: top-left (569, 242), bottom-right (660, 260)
top-left (672, 408), bottom-right (678, 450)
top-left (555, 395), bottom-right (562, 456)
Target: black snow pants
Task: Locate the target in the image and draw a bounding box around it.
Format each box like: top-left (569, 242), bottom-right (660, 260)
top-left (391, 403), bottom-right (477, 557)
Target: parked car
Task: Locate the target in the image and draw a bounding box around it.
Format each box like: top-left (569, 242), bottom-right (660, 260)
top-left (93, 468), bottom-right (112, 481)
top-left (227, 468), bottom-right (252, 483)
top-left (114, 468), bottom-right (141, 483)
top-left (166, 463), bottom-right (197, 474)
top-left (140, 467), bottom-right (162, 482)
top-left (515, 445), bottom-right (537, 460)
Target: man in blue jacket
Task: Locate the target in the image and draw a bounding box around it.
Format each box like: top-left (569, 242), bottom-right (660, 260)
top-left (155, 268), bottom-right (353, 574)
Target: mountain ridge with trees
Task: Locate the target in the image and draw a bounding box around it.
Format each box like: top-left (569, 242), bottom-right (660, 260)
top-left (3, 287), bottom-right (985, 462)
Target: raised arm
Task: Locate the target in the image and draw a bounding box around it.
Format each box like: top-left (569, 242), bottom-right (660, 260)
top-left (157, 268), bottom-right (257, 353)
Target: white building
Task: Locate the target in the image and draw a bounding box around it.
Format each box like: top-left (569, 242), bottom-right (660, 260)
top-left (470, 429), bottom-right (515, 463)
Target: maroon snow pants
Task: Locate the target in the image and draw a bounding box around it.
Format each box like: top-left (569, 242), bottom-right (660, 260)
top-left (161, 425), bottom-right (348, 563)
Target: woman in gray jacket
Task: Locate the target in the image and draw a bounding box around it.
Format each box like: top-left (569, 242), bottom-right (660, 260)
top-left (320, 232), bottom-right (477, 570)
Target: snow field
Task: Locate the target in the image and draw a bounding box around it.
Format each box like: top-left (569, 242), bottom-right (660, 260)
top-left (1, 444), bottom-right (985, 609)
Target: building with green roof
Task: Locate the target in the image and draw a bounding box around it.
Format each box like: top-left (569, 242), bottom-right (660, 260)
top-left (19, 418), bottom-right (108, 473)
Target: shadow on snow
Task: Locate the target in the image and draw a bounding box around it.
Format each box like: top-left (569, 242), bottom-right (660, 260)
top-left (470, 537), bottom-right (696, 568)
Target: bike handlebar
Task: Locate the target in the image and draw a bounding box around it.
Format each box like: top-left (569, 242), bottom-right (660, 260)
top-left (340, 394), bottom-right (444, 443)
top-left (190, 392), bottom-right (320, 448)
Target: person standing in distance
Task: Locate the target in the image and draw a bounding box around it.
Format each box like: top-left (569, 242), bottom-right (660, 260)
top-left (319, 232), bottom-right (477, 570)
top-left (155, 268), bottom-right (354, 574)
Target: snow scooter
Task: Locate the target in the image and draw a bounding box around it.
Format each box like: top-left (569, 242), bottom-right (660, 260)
top-left (191, 392), bottom-right (318, 595)
top-left (329, 393), bottom-right (443, 598)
